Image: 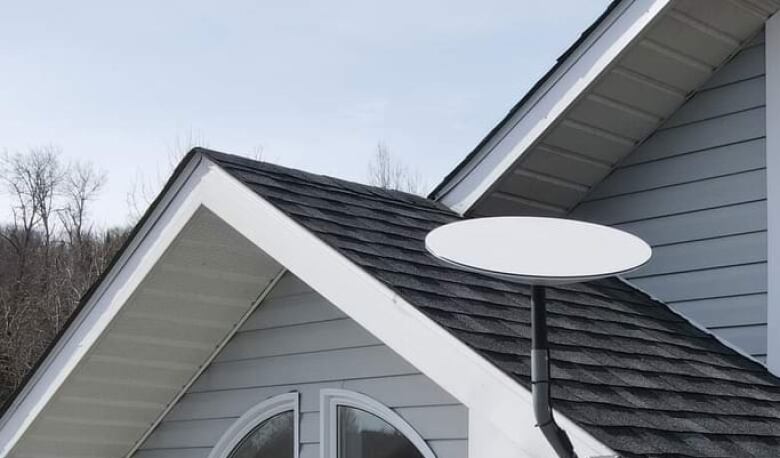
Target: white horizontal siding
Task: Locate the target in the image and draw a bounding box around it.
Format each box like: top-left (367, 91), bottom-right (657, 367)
top-left (572, 33), bottom-right (768, 359)
top-left (132, 274), bottom-right (467, 457)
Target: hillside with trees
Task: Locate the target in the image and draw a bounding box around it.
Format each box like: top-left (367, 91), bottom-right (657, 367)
top-left (0, 147), bottom-right (127, 405)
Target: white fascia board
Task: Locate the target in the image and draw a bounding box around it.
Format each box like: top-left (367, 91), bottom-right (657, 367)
top-left (0, 154), bottom-right (209, 456)
top-left (0, 154), bottom-right (615, 457)
top-left (766, 12), bottom-right (780, 376)
top-left (437, 0), bottom-right (671, 215)
top-left (201, 160), bottom-right (615, 458)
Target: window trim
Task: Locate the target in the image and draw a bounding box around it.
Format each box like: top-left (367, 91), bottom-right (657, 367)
top-left (209, 392), bottom-right (300, 458)
top-left (319, 389), bottom-right (436, 458)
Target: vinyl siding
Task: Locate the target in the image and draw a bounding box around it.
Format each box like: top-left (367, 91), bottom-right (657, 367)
top-left (132, 273), bottom-right (468, 458)
top-left (572, 32), bottom-right (767, 360)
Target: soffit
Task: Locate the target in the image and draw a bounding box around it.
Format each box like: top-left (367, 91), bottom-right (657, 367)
top-left (467, 0), bottom-right (777, 216)
top-left (10, 208), bottom-right (282, 458)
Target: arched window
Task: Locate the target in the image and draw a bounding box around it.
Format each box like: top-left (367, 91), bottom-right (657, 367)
top-left (320, 389), bottom-right (436, 458)
top-left (209, 392), bottom-right (299, 458)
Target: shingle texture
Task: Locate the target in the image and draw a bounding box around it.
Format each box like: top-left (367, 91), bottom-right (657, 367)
top-left (206, 150), bottom-right (780, 458)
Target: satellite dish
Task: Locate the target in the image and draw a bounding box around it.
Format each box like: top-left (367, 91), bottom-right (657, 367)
top-left (425, 216), bottom-right (651, 285)
top-left (426, 216), bottom-right (652, 458)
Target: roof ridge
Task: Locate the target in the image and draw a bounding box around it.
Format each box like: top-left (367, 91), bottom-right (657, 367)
top-left (227, 168), bottom-right (457, 223)
top-left (197, 148), bottom-right (454, 214)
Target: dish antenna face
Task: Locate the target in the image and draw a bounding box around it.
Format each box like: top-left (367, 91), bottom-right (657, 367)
top-left (425, 216), bottom-right (652, 458)
top-left (425, 216), bottom-right (651, 285)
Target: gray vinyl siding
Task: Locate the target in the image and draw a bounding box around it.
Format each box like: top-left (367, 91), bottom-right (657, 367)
top-left (132, 273), bottom-right (468, 458)
top-left (572, 32), bottom-right (767, 360)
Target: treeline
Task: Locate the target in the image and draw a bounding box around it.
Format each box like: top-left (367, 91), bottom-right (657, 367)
top-left (0, 147), bottom-right (128, 405)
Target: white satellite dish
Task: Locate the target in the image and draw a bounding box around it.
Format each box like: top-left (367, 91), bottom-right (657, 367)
top-left (425, 216), bottom-right (652, 458)
top-left (425, 216), bottom-right (651, 285)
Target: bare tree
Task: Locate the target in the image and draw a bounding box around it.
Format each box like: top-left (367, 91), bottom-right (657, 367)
top-left (248, 144), bottom-right (265, 161)
top-left (1, 146), bottom-right (65, 253)
top-left (127, 129), bottom-right (208, 222)
top-left (29, 147), bottom-right (65, 248)
top-left (0, 147), bottom-right (126, 404)
top-left (59, 161), bottom-right (107, 245)
top-left (127, 130), bottom-right (264, 221)
top-left (167, 128), bottom-right (209, 169)
top-left (367, 143), bottom-right (426, 195)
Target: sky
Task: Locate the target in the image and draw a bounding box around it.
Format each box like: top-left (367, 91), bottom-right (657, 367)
top-left (0, 0), bottom-right (610, 227)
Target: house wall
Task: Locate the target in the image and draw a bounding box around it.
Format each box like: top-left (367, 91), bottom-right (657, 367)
top-left (131, 273), bottom-right (468, 458)
top-left (572, 32), bottom-right (768, 361)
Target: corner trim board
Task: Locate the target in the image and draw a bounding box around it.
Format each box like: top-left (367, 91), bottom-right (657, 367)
top-left (765, 13), bottom-right (779, 375)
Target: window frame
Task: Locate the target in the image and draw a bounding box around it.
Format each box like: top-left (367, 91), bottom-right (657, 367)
top-left (209, 392), bottom-right (300, 458)
top-left (319, 389), bottom-right (436, 458)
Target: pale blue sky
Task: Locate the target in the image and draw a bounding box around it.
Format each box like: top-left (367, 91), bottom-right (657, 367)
top-left (1, 1), bottom-right (610, 227)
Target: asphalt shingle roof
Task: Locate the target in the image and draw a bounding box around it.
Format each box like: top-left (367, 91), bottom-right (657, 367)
top-left (206, 149), bottom-right (780, 458)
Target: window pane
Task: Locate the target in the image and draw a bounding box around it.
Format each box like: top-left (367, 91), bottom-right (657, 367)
top-left (229, 410), bottom-right (294, 458)
top-left (337, 406), bottom-right (425, 458)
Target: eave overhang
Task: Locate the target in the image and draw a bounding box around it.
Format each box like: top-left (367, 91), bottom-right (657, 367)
top-left (431, 0), bottom-right (779, 217)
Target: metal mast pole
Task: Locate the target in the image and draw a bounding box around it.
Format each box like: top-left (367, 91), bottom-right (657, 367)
top-left (531, 284), bottom-right (578, 458)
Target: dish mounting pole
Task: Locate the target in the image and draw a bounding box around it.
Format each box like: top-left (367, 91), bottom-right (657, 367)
top-left (532, 284), bottom-right (578, 458)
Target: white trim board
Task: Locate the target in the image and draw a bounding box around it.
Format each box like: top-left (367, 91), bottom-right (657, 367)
top-left (765, 13), bottom-right (780, 376)
top-left (434, 0), bottom-right (672, 214)
top-left (0, 153), bottom-right (615, 458)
